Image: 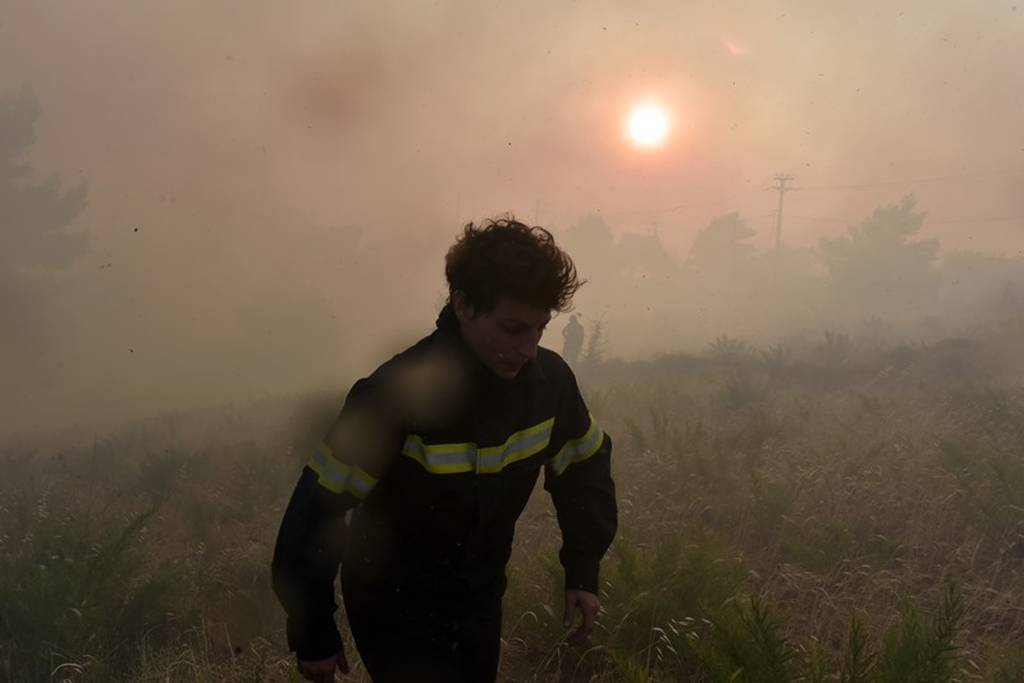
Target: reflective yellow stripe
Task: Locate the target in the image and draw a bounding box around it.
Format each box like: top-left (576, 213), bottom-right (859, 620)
top-left (549, 414), bottom-right (604, 476)
top-left (402, 436), bottom-right (476, 474)
top-left (478, 418), bottom-right (553, 473)
top-left (307, 441), bottom-right (378, 499)
top-left (402, 417), bottom-right (555, 474)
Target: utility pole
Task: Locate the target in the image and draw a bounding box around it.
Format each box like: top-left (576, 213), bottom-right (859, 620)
top-left (770, 174), bottom-right (797, 250)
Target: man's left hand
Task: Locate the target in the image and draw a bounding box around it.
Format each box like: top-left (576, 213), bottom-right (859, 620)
top-left (563, 589), bottom-right (600, 646)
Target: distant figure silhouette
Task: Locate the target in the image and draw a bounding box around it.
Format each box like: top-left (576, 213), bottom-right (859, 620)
top-left (562, 313), bottom-right (584, 366)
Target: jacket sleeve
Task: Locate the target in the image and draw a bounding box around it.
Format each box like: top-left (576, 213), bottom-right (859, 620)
top-left (543, 364), bottom-right (617, 594)
top-left (271, 374), bottom-right (403, 660)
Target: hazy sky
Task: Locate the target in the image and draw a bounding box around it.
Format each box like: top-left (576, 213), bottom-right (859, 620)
top-left (2, 0), bottom-right (1023, 438)
top-left (5, 1), bottom-right (1023, 250)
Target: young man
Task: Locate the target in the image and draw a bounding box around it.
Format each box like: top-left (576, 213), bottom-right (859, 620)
top-left (272, 219), bottom-right (617, 682)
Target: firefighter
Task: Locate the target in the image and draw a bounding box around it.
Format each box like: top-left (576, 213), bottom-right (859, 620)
top-left (272, 218), bottom-right (617, 682)
top-left (562, 313), bottom-right (584, 367)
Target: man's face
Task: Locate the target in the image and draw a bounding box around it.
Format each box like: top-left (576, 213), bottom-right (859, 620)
top-left (452, 293), bottom-right (552, 380)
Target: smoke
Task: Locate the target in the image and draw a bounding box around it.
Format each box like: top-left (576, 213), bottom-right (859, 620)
top-left (1, 0), bottom-right (1021, 438)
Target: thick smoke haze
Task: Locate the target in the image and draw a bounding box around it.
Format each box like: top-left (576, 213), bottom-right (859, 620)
top-left (1, 0), bottom-right (1022, 439)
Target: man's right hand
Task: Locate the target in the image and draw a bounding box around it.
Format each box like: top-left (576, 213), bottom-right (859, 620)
top-left (297, 647), bottom-right (349, 682)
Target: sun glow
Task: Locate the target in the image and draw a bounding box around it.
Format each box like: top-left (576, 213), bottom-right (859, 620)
top-left (627, 105), bottom-right (669, 148)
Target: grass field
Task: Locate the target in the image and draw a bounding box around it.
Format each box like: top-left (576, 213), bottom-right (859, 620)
top-left (3, 322), bottom-right (1024, 682)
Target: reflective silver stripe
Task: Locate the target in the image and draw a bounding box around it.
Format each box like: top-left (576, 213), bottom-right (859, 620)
top-left (307, 443), bottom-right (378, 499)
top-left (402, 418), bottom-right (554, 474)
top-left (549, 415), bottom-right (604, 476)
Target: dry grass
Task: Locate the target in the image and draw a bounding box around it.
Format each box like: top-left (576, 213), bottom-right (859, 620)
top-left (3, 329), bottom-right (1024, 681)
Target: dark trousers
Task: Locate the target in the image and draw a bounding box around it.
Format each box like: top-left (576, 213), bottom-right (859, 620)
top-left (342, 579), bottom-right (502, 682)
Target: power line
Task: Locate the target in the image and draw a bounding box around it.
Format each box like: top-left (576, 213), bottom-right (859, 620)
top-left (787, 214), bottom-right (1024, 225)
top-left (787, 216), bottom-right (855, 224)
top-left (597, 196), bottom-right (738, 217)
top-left (800, 168), bottom-right (1024, 191)
top-left (584, 166), bottom-right (1024, 220)
top-left (930, 215), bottom-right (1024, 224)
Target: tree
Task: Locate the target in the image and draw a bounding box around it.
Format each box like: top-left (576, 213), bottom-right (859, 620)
top-left (563, 213), bottom-right (675, 281)
top-left (0, 87), bottom-right (88, 272)
top-left (615, 231), bottom-right (675, 278)
top-left (679, 212), bottom-right (763, 339)
top-left (559, 213), bottom-right (616, 278)
top-left (936, 250), bottom-right (1024, 326)
top-left (819, 195), bottom-right (938, 320)
top-left (688, 212), bottom-right (756, 267)
top-left (1, 87), bottom-right (89, 371)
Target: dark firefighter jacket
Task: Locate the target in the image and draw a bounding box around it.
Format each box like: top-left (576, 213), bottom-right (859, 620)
top-left (271, 305), bottom-right (617, 660)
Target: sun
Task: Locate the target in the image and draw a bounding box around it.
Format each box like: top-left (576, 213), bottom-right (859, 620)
top-left (627, 105), bottom-right (669, 148)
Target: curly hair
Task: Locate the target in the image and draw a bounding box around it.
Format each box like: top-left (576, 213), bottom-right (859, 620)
top-left (445, 217), bottom-right (583, 314)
